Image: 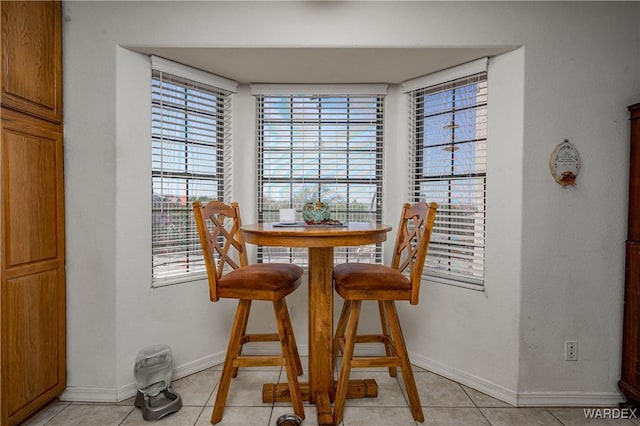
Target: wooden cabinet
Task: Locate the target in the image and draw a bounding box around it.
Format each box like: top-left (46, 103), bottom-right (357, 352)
top-left (0, 2), bottom-right (65, 425)
top-left (620, 103), bottom-right (640, 406)
top-left (1, 1), bottom-right (62, 122)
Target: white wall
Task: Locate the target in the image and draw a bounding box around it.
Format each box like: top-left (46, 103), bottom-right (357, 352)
top-left (516, 4), bottom-right (639, 404)
top-left (62, 1), bottom-right (640, 404)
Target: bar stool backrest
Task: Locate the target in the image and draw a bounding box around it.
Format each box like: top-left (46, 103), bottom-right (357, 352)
top-left (390, 202), bottom-right (438, 305)
top-left (193, 201), bottom-right (248, 302)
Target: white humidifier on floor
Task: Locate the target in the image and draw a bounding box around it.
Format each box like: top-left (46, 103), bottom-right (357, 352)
top-left (133, 344), bottom-right (182, 421)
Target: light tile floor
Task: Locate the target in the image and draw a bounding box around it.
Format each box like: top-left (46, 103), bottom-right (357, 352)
top-left (22, 358), bottom-right (638, 426)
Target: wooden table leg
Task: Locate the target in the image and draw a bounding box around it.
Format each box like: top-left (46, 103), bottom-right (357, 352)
top-left (308, 247), bottom-right (334, 408)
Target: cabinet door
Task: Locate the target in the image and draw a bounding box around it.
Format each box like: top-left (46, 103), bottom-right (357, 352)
top-left (1, 108), bottom-right (65, 426)
top-left (1, 1), bottom-right (62, 123)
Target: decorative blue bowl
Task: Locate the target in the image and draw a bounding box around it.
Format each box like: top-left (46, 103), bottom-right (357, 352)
top-left (302, 202), bottom-right (330, 224)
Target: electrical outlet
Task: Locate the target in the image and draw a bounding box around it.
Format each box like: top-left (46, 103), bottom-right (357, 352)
top-left (565, 341), bottom-right (578, 361)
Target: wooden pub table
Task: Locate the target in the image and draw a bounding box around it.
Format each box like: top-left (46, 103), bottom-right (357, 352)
top-left (241, 222), bottom-right (392, 426)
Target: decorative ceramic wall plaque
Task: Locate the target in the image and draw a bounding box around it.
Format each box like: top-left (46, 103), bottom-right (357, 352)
top-left (549, 139), bottom-right (580, 186)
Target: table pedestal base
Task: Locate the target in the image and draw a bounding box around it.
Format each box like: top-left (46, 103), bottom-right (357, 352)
top-left (263, 380), bottom-right (378, 426)
top-left (316, 392), bottom-right (332, 426)
top-left (262, 379), bottom-right (378, 403)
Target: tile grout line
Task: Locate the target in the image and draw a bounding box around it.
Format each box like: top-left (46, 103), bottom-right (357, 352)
top-left (42, 401), bottom-right (71, 426)
top-left (192, 404), bottom-right (207, 426)
top-left (117, 406), bottom-right (136, 426)
top-left (459, 384), bottom-right (494, 425)
top-left (196, 368), bottom-right (224, 426)
top-left (267, 367), bottom-right (284, 426)
top-left (545, 407), bottom-right (568, 426)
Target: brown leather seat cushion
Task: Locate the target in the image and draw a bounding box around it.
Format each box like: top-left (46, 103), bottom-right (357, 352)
top-left (333, 263), bottom-right (411, 300)
top-left (218, 263), bottom-right (303, 300)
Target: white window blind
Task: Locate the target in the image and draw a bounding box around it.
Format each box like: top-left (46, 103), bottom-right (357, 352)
top-left (151, 64), bottom-right (234, 286)
top-left (407, 70), bottom-right (488, 288)
top-left (254, 91), bottom-right (385, 266)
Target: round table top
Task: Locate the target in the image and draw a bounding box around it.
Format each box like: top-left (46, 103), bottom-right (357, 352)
top-left (241, 222), bottom-right (392, 248)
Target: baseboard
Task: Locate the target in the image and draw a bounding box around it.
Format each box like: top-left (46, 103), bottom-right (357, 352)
top-left (409, 351), bottom-right (519, 406)
top-left (516, 391), bottom-right (626, 407)
top-left (409, 351), bottom-right (627, 407)
top-left (61, 346), bottom-right (626, 407)
top-left (60, 351), bottom-right (226, 403)
top-left (60, 386), bottom-right (121, 403)
top-left (171, 351), bottom-right (227, 380)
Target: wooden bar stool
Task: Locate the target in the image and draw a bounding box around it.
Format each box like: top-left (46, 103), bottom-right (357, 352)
top-left (192, 201), bottom-right (305, 424)
top-left (331, 202), bottom-right (438, 424)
